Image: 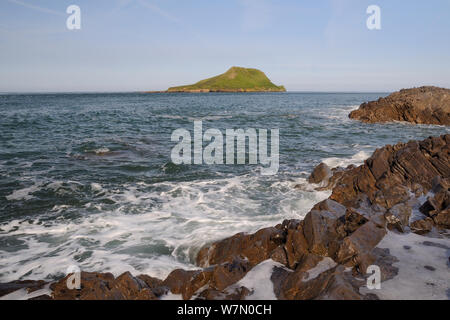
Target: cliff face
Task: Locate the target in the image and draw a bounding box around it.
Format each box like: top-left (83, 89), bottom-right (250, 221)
top-left (349, 86), bottom-right (450, 125)
top-left (2, 135), bottom-right (448, 300)
top-left (165, 67), bottom-right (286, 93)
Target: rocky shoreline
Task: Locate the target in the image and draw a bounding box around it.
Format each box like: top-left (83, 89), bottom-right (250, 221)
top-left (349, 86), bottom-right (450, 125)
top-left (1, 134), bottom-right (449, 300)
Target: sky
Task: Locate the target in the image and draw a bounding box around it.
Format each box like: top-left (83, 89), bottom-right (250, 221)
top-left (1, 0), bottom-right (450, 92)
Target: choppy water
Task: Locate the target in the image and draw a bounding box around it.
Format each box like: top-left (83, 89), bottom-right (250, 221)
top-left (0, 92), bottom-right (448, 282)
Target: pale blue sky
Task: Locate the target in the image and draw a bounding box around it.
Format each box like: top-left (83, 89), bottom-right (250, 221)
top-left (1, 0), bottom-right (450, 92)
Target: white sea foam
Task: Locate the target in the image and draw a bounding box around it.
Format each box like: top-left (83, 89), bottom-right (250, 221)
top-left (90, 183), bottom-right (103, 192)
top-left (93, 147), bottom-right (110, 155)
top-left (302, 257), bottom-right (337, 282)
top-left (159, 114), bottom-right (233, 121)
top-left (0, 284), bottom-right (51, 300)
top-left (322, 150), bottom-right (370, 168)
top-left (318, 105), bottom-right (360, 121)
top-left (5, 184), bottom-right (41, 201)
top-left (5, 180), bottom-right (84, 201)
top-left (360, 231), bottom-right (450, 300)
top-left (231, 260), bottom-right (287, 300)
top-left (160, 292), bottom-right (183, 300)
top-left (0, 173), bottom-right (329, 283)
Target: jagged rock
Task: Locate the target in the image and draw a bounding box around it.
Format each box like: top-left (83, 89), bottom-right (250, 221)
top-left (349, 86), bottom-right (450, 125)
top-left (51, 272), bottom-right (112, 300)
top-left (431, 176), bottom-right (450, 194)
top-left (270, 246), bottom-right (288, 266)
top-left (342, 208), bottom-right (370, 234)
top-left (418, 185), bottom-right (450, 228)
top-left (330, 165), bottom-right (377, 208)
top-left (278, 219), bottom-right (302, 231)
top-left (307, 165), bottom-right (350, 191)
top-left (420, 190), bottom-right (450, 216)
top-left (195, 286), bottom-right (251, 300)
top-left (308, 163), bottom-right (332, 185)
top-left (272, 265), bottom-right (362, 300)
top-left (303, 208), bottom-right (345, 257)
top-left (351, 196), bottom-right (388, 228)
top-left (107, 272), bottom-right (157, 300)
top-left (196, 227), bottom-right (285, 268)
top-left (162, 269), bottom-right (208, 300)
top-left (335, 221), bottom-right (387, 273)
top-left (315, 268), bottom-right (364, 300)
top-left (137, 274), bottom-right (166, 297)
top-left (163, 257), bottom-right (251, 300)
top-left (433, 208), bottom-right (450, 228)
top-left (411, 183), bottom-right (425, 197)
top-left (0, 280), bottom-right (47, 298)
top-left (271, 266), bottom-right (328, 300)
top-left (311, 199), bottom-right (346, 216)
top-left (374, 185), bottom-right (411, 209)
top-left (385, 202), bottom-right (412, 232)
top-left (295, 253), bottom-right (325, 273)
top-left (410, 218), bottom-right (435, 235)
top-left (209, 258), bottom-right (251, 291)
top-left (284, 228), bottom-right (309, 269)
top-left (50, 272), bottom-right (159, 300)
top-left (331, 135), bottom-right (450, 209)
top-left (328, 167), bottom-right (352, 190)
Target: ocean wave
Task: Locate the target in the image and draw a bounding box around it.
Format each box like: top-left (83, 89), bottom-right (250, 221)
top-left (5, 184), bottom-right (41, 201)
top-left (0, 174), bottom-right (329, 282)
top-left (322, 150), bottom-right (370, 168)
top-left (316, 105), bottom-right (360, 121)
top-left (158, 114), bottom-right (233, 121)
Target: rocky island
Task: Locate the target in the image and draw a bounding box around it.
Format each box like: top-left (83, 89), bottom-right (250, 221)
top-left (349, 86), bottom-right (450, 125)
top-left (1, 134), bottom-right (449, 300)
top-left (157, 67), bottom-right (286, 93)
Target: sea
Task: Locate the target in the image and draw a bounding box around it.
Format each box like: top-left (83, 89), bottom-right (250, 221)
top-left (0, 92), bottom-right (448, 283)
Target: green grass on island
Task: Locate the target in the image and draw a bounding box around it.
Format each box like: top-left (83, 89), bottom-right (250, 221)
top-left (166, 67), bottom-right (286, 92)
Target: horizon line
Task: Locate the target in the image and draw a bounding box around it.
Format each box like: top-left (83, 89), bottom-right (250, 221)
top-left (0, 90), bottom-right (392, 95)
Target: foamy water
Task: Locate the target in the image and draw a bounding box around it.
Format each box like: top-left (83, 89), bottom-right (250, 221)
top-left (0, 173), bottom-right (330, 281)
